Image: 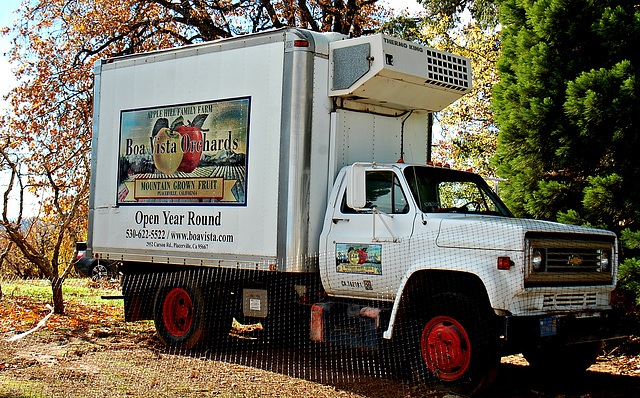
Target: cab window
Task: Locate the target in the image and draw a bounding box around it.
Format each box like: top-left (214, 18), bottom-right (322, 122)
top-left (404, 166), bottom-right (512, 216)
top-left (341, 170), bottom-right (409, 214)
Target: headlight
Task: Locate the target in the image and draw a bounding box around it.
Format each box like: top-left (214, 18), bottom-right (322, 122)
top-left (532, 248), bottom-right (544, 271)
top-left (597, 249), bottom-right (610, 272)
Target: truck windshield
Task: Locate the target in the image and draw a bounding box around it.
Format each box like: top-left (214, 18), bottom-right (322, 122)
top-left (404, 166), bottom-right (512, 217)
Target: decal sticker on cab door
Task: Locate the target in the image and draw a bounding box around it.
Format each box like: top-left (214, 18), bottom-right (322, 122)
top-left (336, 243), bottom-right (382, 275)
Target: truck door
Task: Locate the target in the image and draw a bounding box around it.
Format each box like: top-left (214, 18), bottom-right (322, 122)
top-left (322, 168), bottom-right (415, 300)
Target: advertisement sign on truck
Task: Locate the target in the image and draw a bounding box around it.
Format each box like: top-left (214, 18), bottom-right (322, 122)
top-left (117, 97), bottom-right (250, 205)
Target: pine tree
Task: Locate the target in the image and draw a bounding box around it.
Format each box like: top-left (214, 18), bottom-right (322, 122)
top-left (493, 0), bottom-right (640, 304)
top-left (493, 0), bottom-right (640, 234)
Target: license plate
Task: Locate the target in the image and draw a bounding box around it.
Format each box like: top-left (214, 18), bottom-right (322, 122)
top-left (539, 316), bottom-right (557, 337)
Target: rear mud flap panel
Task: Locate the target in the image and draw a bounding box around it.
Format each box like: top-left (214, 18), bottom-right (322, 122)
top-left (311, 302), bottom-right (384, 349)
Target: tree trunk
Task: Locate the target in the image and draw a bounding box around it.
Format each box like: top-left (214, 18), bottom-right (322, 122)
top-left (51, 277), bottom-right (65, 314)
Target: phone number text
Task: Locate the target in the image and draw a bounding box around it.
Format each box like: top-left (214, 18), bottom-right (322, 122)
top-left (125, 228), bottom-right (167, 240)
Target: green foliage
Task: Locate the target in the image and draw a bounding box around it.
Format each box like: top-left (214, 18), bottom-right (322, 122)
top-left (618, 258), bottom-right (640, 305)
top-left (493, 0), bottom-right (640, 235)
top-left (622, 229), bottom-right (640, 250)
top-left (556, 209), bottom-right (585, 226)
top-left (376, 15), bottom-right (422, 41)
top-left (525, 179), bottom-right (570, 221)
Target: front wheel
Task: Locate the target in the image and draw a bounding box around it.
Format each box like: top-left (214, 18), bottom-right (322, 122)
top-left (408, 298), bottom-right (499, 395)
top-left (421, 316), bottom-right (472, 380)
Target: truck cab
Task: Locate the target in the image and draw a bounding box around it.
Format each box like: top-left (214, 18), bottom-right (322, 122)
top-left (321, 162), bottom-right (511, 300)
top-left (316, 161), bottom-right (622, 393)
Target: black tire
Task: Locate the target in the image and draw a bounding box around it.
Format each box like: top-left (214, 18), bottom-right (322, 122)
top-left (523, 340), bottom-right (603, 375)
top-left (406, 295), bottom-right (499, 395)
top-left (90, 263), bottom-right (108, 281)
top-left (153, 279), bottom-right (208, 350)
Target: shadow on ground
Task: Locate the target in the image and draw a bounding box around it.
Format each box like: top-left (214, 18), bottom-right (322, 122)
top-left (480, 364), bottom-right (640, 398)
top-left (173, 332), bottom-right (640, 398)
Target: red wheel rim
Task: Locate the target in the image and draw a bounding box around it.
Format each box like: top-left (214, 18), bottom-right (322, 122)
top-left (162, 288), bottom-right (194, 337)
top-left (420, 316), bottom-right (471, 380)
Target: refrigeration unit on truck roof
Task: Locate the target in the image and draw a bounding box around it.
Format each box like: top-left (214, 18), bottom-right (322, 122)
top-left (329, 33), bottom-right (472, 111)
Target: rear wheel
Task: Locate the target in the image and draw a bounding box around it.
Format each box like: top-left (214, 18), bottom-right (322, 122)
top-left (408, 296), bottom-right (499, 395)
top-left (154, 280), bottom-right (207, 349)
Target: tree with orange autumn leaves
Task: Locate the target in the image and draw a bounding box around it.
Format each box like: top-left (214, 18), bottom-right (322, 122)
top-left (379, 9), bottom-right (501, 176)
top-left (0, 0), bottom-right (390, 313)
top-left (426, 17), bottom-right (500, 176)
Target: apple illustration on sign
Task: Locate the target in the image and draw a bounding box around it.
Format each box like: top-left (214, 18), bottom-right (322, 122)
top-left (348, 248), bottom-right (367, 265)
top-left (152, 127), bottom-right (183, 174)
top-left (172, 114), bottom-right (209, 173)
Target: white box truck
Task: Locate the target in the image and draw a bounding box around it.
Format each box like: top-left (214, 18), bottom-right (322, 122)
top-left (87, 27), bottom-right (623, 394)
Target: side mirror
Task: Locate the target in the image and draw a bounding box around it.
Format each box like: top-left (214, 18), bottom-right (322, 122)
top-left (346, 163), bottom-right (367, 209)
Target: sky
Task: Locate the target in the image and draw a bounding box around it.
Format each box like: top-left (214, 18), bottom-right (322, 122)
top-left (0, 0), bottom-right (426, 217)
top-left (0, 0), bottom-right (21, 115)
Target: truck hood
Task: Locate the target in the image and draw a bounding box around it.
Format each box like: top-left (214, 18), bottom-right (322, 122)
top-left (433, 215), bottom-right (615, 251)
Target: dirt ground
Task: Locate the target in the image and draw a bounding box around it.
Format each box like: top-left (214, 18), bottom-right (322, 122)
top-left (1, 281), bottom-right (640, 398)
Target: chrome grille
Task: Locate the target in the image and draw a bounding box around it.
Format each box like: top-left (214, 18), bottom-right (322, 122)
top-left (525, 233), bottom-right (615, 287)
top-left (545, 247), bottom-right (602, 273)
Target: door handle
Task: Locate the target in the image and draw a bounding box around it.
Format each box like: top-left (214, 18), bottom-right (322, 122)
top-left (332, 218), bottom-right (350, 224)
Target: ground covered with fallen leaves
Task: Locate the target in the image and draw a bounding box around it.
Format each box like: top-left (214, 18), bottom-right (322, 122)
top-left (1, 278), bottom-right (640, 398)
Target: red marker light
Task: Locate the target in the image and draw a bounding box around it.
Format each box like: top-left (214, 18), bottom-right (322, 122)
top-left (498, 257), bottom-right (512, 270)
top-left (294, 40), bottom-right (309, 47)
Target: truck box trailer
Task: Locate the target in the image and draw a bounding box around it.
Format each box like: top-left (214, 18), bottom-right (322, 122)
top-left (86, 27), bottom-right (624, 394)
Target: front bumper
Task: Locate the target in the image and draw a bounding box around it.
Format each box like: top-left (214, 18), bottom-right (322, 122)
top-left (501, 309), bottom-right (627, 353)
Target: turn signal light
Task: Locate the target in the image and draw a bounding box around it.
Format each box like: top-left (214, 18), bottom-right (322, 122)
top-left (498, 257), bottom-right (512, 270)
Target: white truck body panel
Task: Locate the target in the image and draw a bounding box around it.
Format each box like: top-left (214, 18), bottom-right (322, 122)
top-left (330, 109), bottom-right (428, 167)
top-left (91, 36), bottom-right (287, 267)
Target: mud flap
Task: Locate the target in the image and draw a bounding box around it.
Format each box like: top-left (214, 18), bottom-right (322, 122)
top-left (310, 302), bottom-right (385, 349)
